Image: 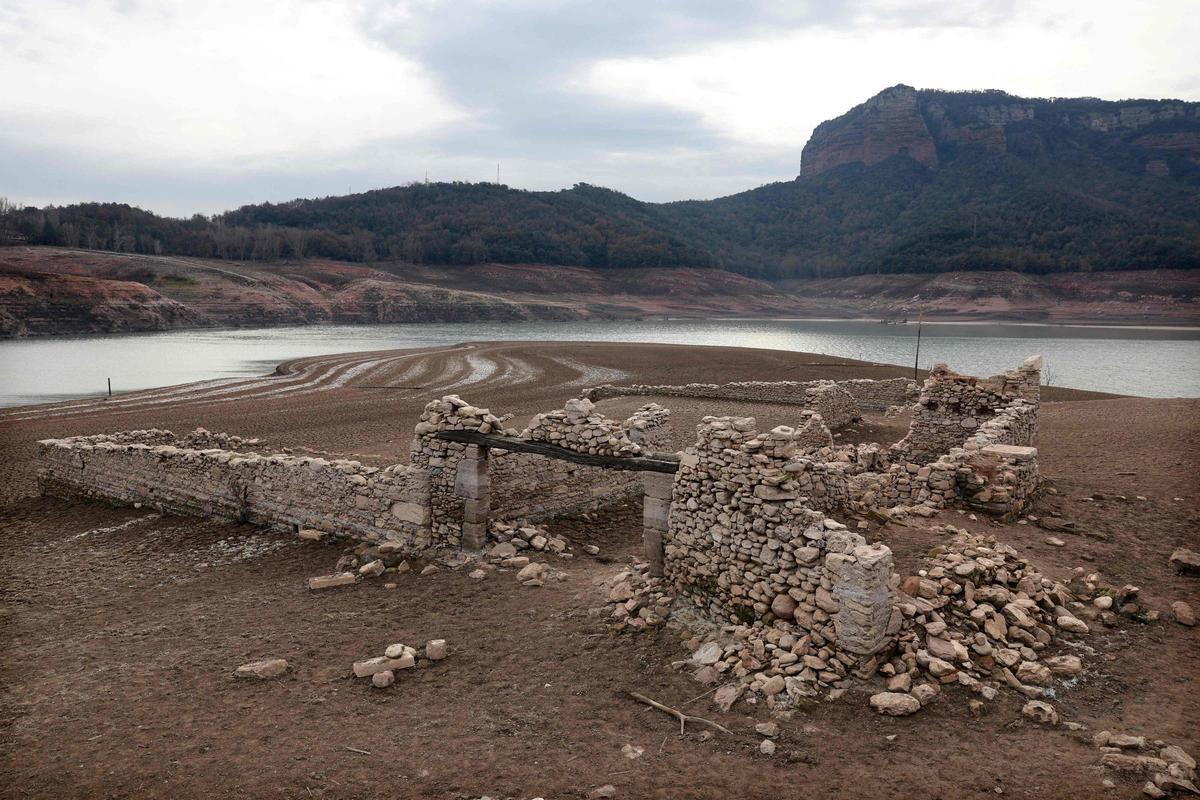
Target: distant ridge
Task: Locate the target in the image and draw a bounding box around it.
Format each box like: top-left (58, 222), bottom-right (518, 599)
top-left (3, 86), bottom-right (1198, 278)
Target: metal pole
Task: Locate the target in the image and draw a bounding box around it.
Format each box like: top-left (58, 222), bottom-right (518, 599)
top-left (913, 313), bottom-right (923, 380)
top-left (107, 377), bottom-right (112, 397)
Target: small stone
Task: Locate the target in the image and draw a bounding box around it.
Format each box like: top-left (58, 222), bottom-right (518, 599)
top-left (761, 675), bottom-right (786, 696)
top-left (420, 565), bottom-right (438, 576)
top-left (692, 642), bottom-right (723, 666)
top-left (384, 643), bottom-right (407, 659)
top-left (755, 722), bottom-right (779, 738)
top-left (620, 743), bottom-right (644, 760)
top-left (713, 683), bottom-right (744, 712)
top-left (759, 739), bottom-right (776, 756)
top-left (587, 785), bottom-right (617, 799)
top-left (352, 654), bottom-right (413, 677)
top-left (1045, 537), bottom-right (1065, 547)
top-left (1160, 745), bottom-right (1196, 770)
top-left (1142, 782), bottom-right (1166, 799)
top-left (358, 559), bottom-right (385, 577)
top-left (308, 572), bottom-right (357, 590)
top-left (489, 542), bottom-right (517, 559)
top-left (1057, 615), bottom-right (1090, 634)
top-left (1110, 734), bottom-right (1146, 749)
top-left (371, 670), bottom-right (394, 688)
top-left (1045, 655), bottom-right (1083, 676)
top-left (426, 639), bottom-right (448, 661)
top-left (468, 569), bottom-right (486, 580)
top-left (770, 593), bottom-right (798, 619)
top-left (870, 692), bottom-right (921, 716)
top-left (911, 683), bottom-right (939, 706)
top-left (1022, 700), bottom-right (1058, 725)
top-left (888, 673), bottom-right (913, 693)
top-left (234, 658), bottom-right (288, 679)
top-left (1169, 547), bottom-right (1200, 576)
top-left (517, 562), bottom-right (547, 582)
top-left (1170, 601), bottom-right (1196, 626)
top-left (1094, 596), bottom-right (1114, 610)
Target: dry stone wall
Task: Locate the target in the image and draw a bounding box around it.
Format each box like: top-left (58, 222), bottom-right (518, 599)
top-left (412, 396), bottom-right (671, 548)
top-left (667, 415), bottom-right (898, 659)
top-left (585, 380), bottom-right (863, 429)
top-left (36, 430), bottom-right (432, 546)
top-left (893, 357), bottom-right (1041, 464)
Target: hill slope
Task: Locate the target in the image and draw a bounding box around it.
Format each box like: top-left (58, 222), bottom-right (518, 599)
top-left (3, 86), bottom-right (1198, 279)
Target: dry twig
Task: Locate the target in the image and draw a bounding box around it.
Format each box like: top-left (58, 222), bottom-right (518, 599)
top-left (628, 691), bottom-right (732, 736)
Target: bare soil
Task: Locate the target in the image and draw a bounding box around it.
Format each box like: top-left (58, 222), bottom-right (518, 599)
top-left (1, 341), bottom-right (1197, 799)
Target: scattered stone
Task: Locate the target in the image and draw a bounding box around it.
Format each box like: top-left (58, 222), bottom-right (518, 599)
top-left (234, 658), bottom-right (288, 679)
top-left (308, 572), bottom-right (357, 590)
top-left (759, 739), bottom-right (777, 756)
top-left (358, 559), bottom-right (385, 577)
top-left (384, 643), bottom-right (409, 659)
top-left (620, 744), bottom-right (644, 760)
top-left (426, 639), bottom-right (448, 661)
top-left (1056, 615), bottom-right (1090, 634)
top-left (353, 654), bottom-right (414, 678)
top-left (371, 670), bottom-right (395, 688)
top-left (516, 562), bottom-right (547, 583)
top-left (870, 692), bottom-right (921, 716)
top-left (1161, 745), bottom-right (1196, 770)
top-left (1171, 601), bottom-right (1196, 626)
top-left (1169, 547), bottom-right (1200, 576)
top-left (713, 684), bottom-right (744, 712)
top-left (587, 785), bottom-right (617, 799)
top-left (468, 569), bottom-right (486, 580)
top-left (755, 722), bottom-right (779, 738)
top-left (419, 565), bottom-right (439, 576)
top-left (1021, 700), bottom-right (1058, 725)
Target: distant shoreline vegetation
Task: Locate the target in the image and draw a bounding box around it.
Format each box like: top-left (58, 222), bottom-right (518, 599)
top-left (4, 87), bottom-right (1198, 279)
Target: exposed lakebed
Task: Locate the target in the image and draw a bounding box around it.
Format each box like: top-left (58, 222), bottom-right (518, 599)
top-left (2, 318), bottom-right (1198, 407)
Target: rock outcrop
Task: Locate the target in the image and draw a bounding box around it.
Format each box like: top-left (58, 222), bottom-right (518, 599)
top-left (801, 84), bottom-right (1200, 177)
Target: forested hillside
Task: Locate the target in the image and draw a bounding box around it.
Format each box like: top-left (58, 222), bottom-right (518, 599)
top-left (4, 86), bottom-right (1198, 279)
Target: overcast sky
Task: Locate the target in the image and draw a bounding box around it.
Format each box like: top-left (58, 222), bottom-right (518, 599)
top-left (2, 0), bottom-right (1197, 216)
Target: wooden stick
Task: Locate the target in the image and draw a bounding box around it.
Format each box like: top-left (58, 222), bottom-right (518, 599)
top-left (628, 691), bottom-right (732, 735)
top-left (344, 746), bottom-right (372, 755)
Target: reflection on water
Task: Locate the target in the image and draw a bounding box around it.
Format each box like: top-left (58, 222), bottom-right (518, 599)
top-left (1, 319), bottom-right (1198, 407)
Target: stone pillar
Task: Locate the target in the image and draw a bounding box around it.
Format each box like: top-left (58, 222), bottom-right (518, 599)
top-left (642, 472), bottom-right (673, 578)
top-left (455, 444), bottom-right (490, 550)
top-left (824, 543), bottom-right (895, 655)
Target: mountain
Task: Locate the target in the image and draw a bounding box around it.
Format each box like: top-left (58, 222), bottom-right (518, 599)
top-left (3, 85), bottom-right (1199, 279)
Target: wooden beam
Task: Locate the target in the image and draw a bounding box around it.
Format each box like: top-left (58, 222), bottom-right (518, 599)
top-left (434, 429), bottom-right (679, 473)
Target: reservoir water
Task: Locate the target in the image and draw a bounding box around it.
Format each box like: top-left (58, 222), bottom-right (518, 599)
top-left (1, 319), bottom-right (1198, 408)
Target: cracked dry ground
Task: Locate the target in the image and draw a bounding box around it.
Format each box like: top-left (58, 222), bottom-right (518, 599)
top-left (1, 341), bottom-right (1197, 799)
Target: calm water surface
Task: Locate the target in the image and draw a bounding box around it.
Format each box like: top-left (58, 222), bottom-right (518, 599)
top-left (2, 319), bottom-right (1198, 407)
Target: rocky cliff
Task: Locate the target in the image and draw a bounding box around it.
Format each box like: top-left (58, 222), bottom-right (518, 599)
top-left (801, 85), bottom-right (1200, 178)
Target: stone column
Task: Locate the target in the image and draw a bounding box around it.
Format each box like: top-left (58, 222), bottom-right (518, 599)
top-left (642, 472), bottom-right (673, 578)
top-left (825, 543), bottom-right (895, 655)
top-left (455, 444), bottom-right (490, 550)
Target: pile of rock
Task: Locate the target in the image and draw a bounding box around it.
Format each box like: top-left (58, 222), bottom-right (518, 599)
top-left (1090, 731), bottom-right (1197, 797)
top-left (353, 638), bottom-right (448, 688)
top-left (414, 395), bottom-right (519, 438)
top-left (489, 520), bottom-right (573, 557)
top-left (678, 621), bottom-right (860, 710)
top-left (871, 528), bottom-right (1091, 716)
top-left (522, 399), bottom-right (667, 457)
top-left (179, 427), bottom-right (262, 451)
top-left (599, 563), bottom-right (674, 631)
top-left (307, 541), bottom-right (415, 589)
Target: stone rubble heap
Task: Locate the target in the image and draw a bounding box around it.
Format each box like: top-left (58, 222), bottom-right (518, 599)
top-left (599, 563), bottom-right (675, 632)
top-left (1089, 731), bottom-right (1198, 797)
top-left (522, 399), bottom-right (668, 457)
top-left (353, 638), bottom-right (449, 689)
top-left (489, 520), bottom-right (574, 557)
top-left (871, 528), bottom-right (1092, 716)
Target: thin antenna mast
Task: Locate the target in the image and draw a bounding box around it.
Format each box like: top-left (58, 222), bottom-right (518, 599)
top-left (497, 163), bottom-right (500, 184)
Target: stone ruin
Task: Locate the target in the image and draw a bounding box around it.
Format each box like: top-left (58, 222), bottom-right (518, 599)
top-left (35, 356), bottom-right (1046, 702)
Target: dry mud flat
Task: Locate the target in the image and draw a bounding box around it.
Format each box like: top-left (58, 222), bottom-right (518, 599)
top-left (1, 341), bottom-right (1198, 800)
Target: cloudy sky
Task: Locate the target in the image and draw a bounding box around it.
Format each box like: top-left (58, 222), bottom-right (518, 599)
top-left (2, 0), bottom-right (1197, 216)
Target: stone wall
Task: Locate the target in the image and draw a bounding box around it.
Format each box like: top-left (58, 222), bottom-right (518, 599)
top-left (892, 356), bottom-right (1041, 464)
top-left (666, 416), bottom-right (898, 658)
top-left (584, 380), bottom-right (863, 429)
top-left (835, 378), bottom-right (919, 412)
top-left (36, 430), bottom-right (432, 546)
top-left (412, 396), bottom-right (672, 549)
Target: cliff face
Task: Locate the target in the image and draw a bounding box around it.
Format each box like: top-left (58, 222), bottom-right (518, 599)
top-left (800, 85), bottom-right (1200, 177)
top-left (800, 85), bottom-right (939, 174)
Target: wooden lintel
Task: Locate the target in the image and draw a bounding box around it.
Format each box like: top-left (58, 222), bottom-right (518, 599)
top-left (433, 429), bottom-right (679, 473)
